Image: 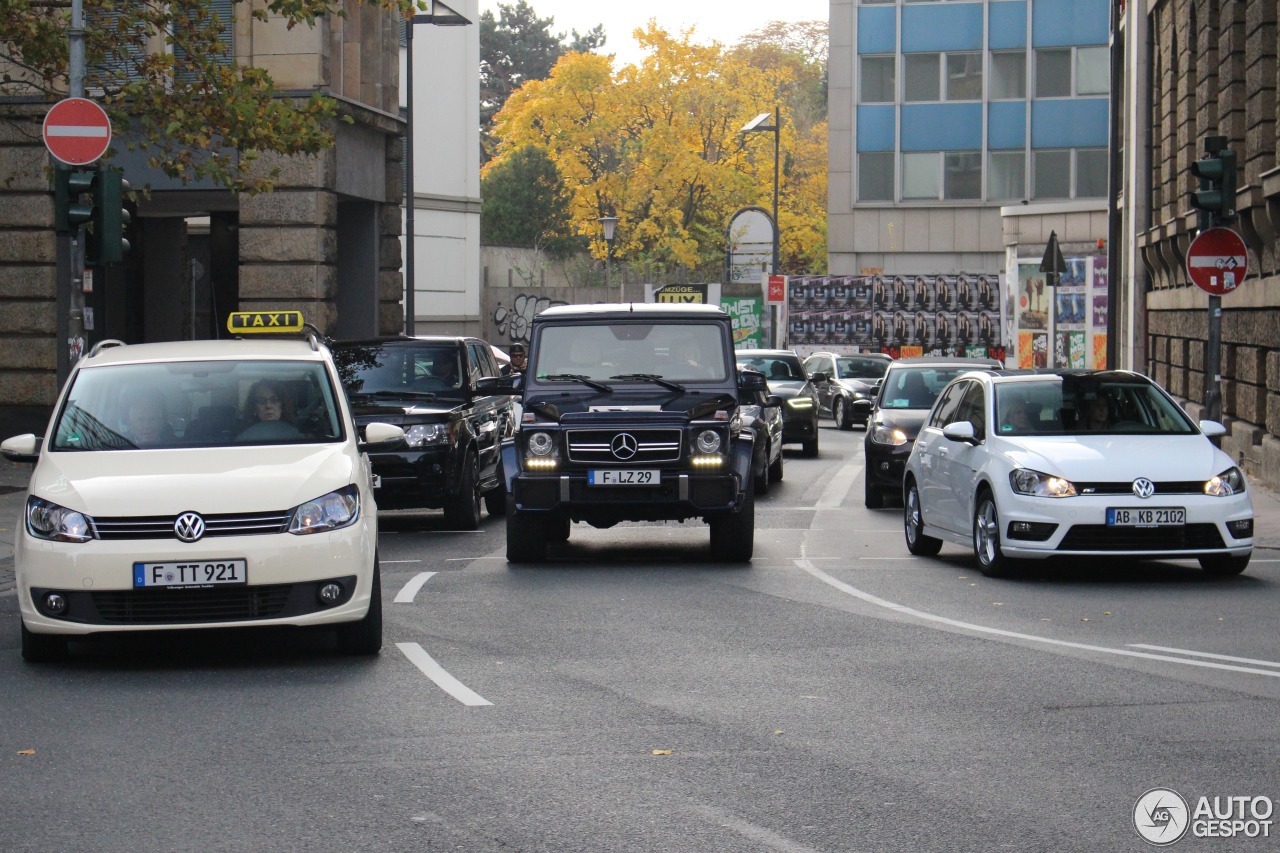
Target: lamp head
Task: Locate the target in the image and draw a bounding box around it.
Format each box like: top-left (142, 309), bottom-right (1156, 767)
top-left (741, 112), bottom-right (773, 133)
top-left (597, 215), bottom-right (620, 241)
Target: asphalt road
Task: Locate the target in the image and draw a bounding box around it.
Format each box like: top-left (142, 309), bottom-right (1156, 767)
top-left (2, 425), bottom-right (1279, 852)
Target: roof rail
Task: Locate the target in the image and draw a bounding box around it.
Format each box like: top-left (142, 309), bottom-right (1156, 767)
top-left (87, 339), bottom-right (126, 358)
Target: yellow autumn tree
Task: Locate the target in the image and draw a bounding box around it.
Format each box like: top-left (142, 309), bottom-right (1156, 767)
top-left (487, 22), bottom-right (827, 278)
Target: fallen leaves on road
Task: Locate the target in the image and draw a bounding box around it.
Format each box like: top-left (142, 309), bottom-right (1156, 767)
top-left (651, 749), bottom-right (673, 756)
top-left (17, 749), bottom-right (35, 755)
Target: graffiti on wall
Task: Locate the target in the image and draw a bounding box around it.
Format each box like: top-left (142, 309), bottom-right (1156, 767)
top-left (492, 293), bottom-right (568, 346)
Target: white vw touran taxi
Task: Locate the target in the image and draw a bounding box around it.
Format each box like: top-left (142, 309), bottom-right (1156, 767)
top-left (1, 314), bottom-right (403, 661)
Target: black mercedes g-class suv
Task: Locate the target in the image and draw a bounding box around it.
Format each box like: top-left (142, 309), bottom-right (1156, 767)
top-left (478, 304), bottom-right (761, 563)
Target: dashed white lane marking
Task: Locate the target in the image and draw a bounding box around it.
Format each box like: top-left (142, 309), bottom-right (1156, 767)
top-left (689, 805), bottom-right (821, 853)
top-left (815, 462), bottom-right (863, 508)
top-left (394, 571), bottom-right (436, 603)
top-left (396, 642), bottom-right (493, 706)
top-left (796, 559), bottom-right (1280, 679)
top-left (1128, 644), bottom-right (1280, 669)
top-left (383, 559), bottom-right (423, 564)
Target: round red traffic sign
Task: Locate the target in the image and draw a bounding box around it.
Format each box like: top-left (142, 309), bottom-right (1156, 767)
top-left (1186, 227), bottom-right (1248, 296)
top-left (42, 97), bottom-right (111, 166)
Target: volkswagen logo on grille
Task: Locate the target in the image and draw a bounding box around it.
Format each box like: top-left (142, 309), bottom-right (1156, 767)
top-left (1132, 478), bottom-right (1156, 499)
top-left (174, 512), bottom-right (206, 542)
top-left (611, 433), bottom-right (639, 460)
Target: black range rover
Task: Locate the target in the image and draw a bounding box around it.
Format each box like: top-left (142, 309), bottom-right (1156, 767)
top-left (330, 336), bottom-right (513, 529)
top-left (478, 304), bottom-right (760, 563)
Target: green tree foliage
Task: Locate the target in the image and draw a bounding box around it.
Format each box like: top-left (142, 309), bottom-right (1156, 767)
top-left (0, 0), bottom-right (419, 192)
top-left (480, 1), bottom-right (604, 161)
top-left (480, 145), bottom-right (582, 257)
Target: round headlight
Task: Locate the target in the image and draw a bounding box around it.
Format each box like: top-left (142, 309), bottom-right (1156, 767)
top-left (528, 431), bottom-right (554, 456)
top-left (696, 429), bottom-right (721, 454)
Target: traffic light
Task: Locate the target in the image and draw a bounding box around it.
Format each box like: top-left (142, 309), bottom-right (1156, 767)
top-left (1189, 136), bottom-right (1237, 226)
top-left (53, 167), bottom-right (96, 234)
top-left (90, 167), bottom-right (130, 265)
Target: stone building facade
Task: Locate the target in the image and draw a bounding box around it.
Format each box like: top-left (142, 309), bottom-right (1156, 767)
top-left (0, 1), bottom-right (406, 435)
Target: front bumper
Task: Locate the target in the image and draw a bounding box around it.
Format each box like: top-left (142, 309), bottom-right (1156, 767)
top-left (781, 410), bottom-right (818, 442)
top-left (512, 471), bottom-right (744, 523)
top-left (865, 441), bottom-right (912, 491)
top-left (369, 447), bottom-right (454, 509)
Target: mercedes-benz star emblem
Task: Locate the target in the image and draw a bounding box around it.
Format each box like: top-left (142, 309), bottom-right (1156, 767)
top-left (174, 512), bottom-right (206, 542)
top-left (611, 433), bottom-right (639, 460)
top-left (1132, 478), bottom-right (1156, 499)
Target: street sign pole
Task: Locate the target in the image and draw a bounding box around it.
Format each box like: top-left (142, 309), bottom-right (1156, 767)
top-left (1039, 230), bottom-right (1066, 368)
top-left (56, 0), bottom-right (89, 386)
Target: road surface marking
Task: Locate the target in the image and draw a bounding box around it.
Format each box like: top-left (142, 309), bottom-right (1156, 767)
top-left (689, 805), bottom-right (821, 853)
top-left (394, 571), bottom-right (436, 603)
top-left (796, 559), bottom-right (1280, 679)
top-left (1128, 645), bottom-right (1280, 669)
top-left (815, 461), bottom-right (863, 508)
top-left (396, 642), bottom-right (493, 706)
top-left (383, 559), bottom-right (424, 564)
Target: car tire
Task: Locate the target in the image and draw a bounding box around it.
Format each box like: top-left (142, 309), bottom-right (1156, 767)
top-left (443, 452), bottom-right (482, 530)
top-left (506, 501), bottom-right (548, 563)
top-left (546, 516), bottom-right (571, 543)
top-left (802, 435), bottom-right (819, 458)
top-left (754, 447), bottom-right (771, 495)
top-left (768, 447), bottom-right (784, 483)
top-left (1198, 553), bottom-right (1250, 576)
top-left (973, 490), bottom-right (1016, 578)
top-left (903, 479), bottom-right (942, 556)
top-left (864, 474), bottom-right (885, 509)
top-left (709, 480), bottom-right (755, 563)
top-left (21, 622), bottom-right (69, 663)
top-left (834, 398), bottom-right (853, 431)
top-left (336, 558), bottom-right (383, 655)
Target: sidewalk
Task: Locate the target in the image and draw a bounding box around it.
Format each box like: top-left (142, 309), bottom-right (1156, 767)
top-left (2, 454), bottom-right (1279, 594)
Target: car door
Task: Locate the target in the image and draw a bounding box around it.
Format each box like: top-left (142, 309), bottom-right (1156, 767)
top-left (935, 380), bottom-right (988, 534)
top-left (465, 341), bottom-right (507, 481)
top-left (805, 355), bottom-right (835, 416)
top-left (914, 379), bottom-right (967, 530)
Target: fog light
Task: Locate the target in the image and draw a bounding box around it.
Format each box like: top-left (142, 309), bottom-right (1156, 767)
top-left (1006, 521), bottom-right (1058, 542)
top-left (43, 592), bottom-right (68, 616)
top-left (318, 582), bottom-right (344, 605)
top-left (1227, 518), bottom-right (1254, 538)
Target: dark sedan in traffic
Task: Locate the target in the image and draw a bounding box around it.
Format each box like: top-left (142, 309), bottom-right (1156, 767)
top-left (735, 349), bottom-right (821, 457)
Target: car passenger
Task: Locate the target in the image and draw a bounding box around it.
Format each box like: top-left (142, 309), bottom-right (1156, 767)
top-left (238, 379), bottom-right (302, 441)
top-left (1078, 396), bottom-right (1111, 431)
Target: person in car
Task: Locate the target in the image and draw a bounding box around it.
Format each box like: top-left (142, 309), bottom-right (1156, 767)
top-left (121, 388), bottom-right (173, 447)
top-left (508, 343), bottom-right (527, 375)
top-left (238, 380), bottom-right (301, 441)
top-left (1079, 396), bottom-right (1112, 431)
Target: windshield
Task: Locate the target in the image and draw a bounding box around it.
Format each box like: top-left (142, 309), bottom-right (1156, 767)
top-left (880, 366), bottom-right (979, 410)
top-left (994, 376), bottom-right (1198, 436)
top-left (333, 344), bottom-right (464, 399)
top-left (837, 356), bottom-right (889, 380)
top-left (736, 354), bottom-right (804, 381)
top-left (52, 360), bottom-right (344, 451)
top-left (534, 322), bottom-right (729, 383)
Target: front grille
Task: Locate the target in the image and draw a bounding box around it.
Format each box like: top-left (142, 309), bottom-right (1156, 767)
top-left (1075, 481), bottom-right (1207, 496)
top-left (1057, 524), bottom-right (1225, 551)
top-left (94, 510), bottom-right (292, 540)
top-left (567, 481), bottom-right (675, 503)
top-left (566, 429), bottom-right (683, 464)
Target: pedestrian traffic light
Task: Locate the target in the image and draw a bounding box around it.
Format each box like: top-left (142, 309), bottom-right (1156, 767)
top-left (53, 167), bottom-right (96, 234)
top-left (1189, 137), bottom-right (1237, 226)
top-left (90, 167), bottom-right (130, 265)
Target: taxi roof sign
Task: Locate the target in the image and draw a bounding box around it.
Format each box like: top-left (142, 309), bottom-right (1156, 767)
top-left (227, 311), bottom-right (305, 334)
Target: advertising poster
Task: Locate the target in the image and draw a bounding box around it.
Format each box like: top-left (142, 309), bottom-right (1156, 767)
top-left (723, 296), bottom-right (763, 348)
top-left (1013, 255), bottom-right (1110, 369)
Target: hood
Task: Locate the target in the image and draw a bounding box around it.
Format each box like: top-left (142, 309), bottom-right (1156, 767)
top-left (30, 445), bottom-right (359, 516)
top-left (766, 381), bottom-right (812, 399)
top-left (349, 398), bottom-right (465, 422)
top-left (992, 434), bottom-right (1235, 482)
top-left (873, 409), bottom-right (929, 439)
top-left (525, 389), bottom-right (737, 422)
top-left (837, 378), bottom-right (878, 394)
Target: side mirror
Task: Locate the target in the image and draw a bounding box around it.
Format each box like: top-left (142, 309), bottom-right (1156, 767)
top-left (1, 433), bottom-right (41, 463)
top-left (1199, 419), bottom-right (1227, 438)
top-left (808, 372), bottom-right (828, 384)
top-left (477, 375), bottom-right (519, 395)
top-left (738, 370), bottom-right (768, 394)
top-left (942, 421), bottom-right (978, 445)
top-left (851, 399), bottom-right (873, 417)
top-left (358, 422), bottom-right (405, 452)
top-left (765, 395), bottom-right (785, 409)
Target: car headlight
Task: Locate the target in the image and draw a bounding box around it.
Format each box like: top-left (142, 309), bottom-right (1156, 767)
top-left (870, 425), bottom-right (908, 446)
top-left (696, 429), bottom-right (722, 454)
top-left (1009, 468), bottom-right (1077, 498)
top-left (1204, 466), bottom-right (1246, 496)
top-left (27, 496), bottom-right (95, 543)
top-left (786, 397), bottom-right (814, 409)
top-left (527, 431), bottom-right (555, 457)
top-left (404, 423), bottom-right (448, 448)
top-left (289, 485), bottom-right (360, 535)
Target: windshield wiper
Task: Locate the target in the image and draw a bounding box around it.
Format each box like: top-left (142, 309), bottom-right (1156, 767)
top-left (541, 374), bottom-right (614, 393)
top-left (610, 373), bottom-right (685, 392)
top-left (351, 390), bottom-right (439, 401)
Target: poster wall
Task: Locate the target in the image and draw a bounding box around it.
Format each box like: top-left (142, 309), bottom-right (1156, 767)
top-left (775, 274), bottom-right (1006, 363)
top-left (722, 296), bottom-right (764, 348)
top-left (1013, 256), bottom-right (1108, 369)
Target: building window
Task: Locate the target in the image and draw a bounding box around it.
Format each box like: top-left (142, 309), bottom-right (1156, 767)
top-left (859, 152), bottom-right (895, 201)
top-left (944, 151), bottom-right (982, 199)
top-left (946, 53), bottom-right (983, 101)
top-left (904, 54), bottom-right (941, 102)
top-left (903, 152), bottom-right (941, 199)
top-left (988, 151), bottom-right (1026, 200)
top-left (1075, 147), bottom-right (1108, 197)
top-left (1033, 150), bottom-right (1071, 199)
top-left (1035, 49), bottom-right (1072, 98)
top-left (1076, 46), bottom-right (1109, 95)
top-left (990, 51), bottom-right (1026, 99)
top-left (861, 56), bottom-right (896, 103)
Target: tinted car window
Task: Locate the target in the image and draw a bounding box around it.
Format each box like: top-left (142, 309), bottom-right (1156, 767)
top-left (881, 366), bottom-right (982, 410)
top-left (954, 381), bottom-right (987, 439)
top-left (737, 354), bottom-right (804, 380)
top-left (334, 343), bottom-right (466, 398)
top-left (536, 322), bottom-right (728, 382)
top-left (930, 381), bottom-right (967, 428)
top-left (836, 356), bottom-right (890, 379)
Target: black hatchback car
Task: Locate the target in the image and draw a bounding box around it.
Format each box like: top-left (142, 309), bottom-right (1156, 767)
top-left (330, 336), bottom-right (514, 528)
top-left (856, 355), bottom-right (1003, 508)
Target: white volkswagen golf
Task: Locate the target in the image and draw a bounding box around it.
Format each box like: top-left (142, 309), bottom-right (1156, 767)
top-left (1, 315), bottom-right (403, 661)
top-left (902, 369), bottom-right (1254, 577)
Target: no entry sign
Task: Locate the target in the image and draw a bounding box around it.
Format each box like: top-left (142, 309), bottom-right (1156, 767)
top-left (1186, 227), bottom-right (1248, 296)
top-left (42, 97), bottom-right (111, 166)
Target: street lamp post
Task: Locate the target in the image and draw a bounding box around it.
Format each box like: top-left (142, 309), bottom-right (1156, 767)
top-left (598, 214), bottom-right (620, 302)
top-left (742, 106), bottom-right (781, 345)
top-left (403, 1), bottom-right (471, 336)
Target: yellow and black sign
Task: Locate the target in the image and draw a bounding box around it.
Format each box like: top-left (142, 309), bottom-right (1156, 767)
top-left (654, 284), bottom-right (707, 304)
top-left (227, 311), bottom-right (305, 334)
